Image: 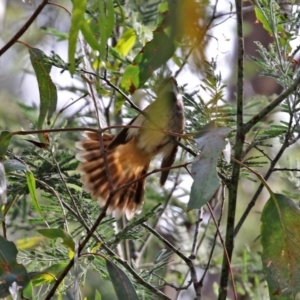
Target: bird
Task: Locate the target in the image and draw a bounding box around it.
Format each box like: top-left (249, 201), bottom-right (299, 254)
top-left (76, 78), bottom-right (185, 219)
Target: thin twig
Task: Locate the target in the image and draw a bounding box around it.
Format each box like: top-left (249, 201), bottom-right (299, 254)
top-left (142, 223), bottom-right (201, 299)
top-left (0, 0), bottom-right (49, 56)
top-left (243, 74), bottom-right (300, 133)
top-left (199, 186), bottom-right (225, 285)
top-left (136, 169), bottom-right (181, 265)
top-left (207, 203), bottom-right (237, 300)
top-left (44, 192), bottom-right (114, 299)
top-left (234, 110), bottom-right (296, 236)
top-left (189, 209), bottom-right (203, 259)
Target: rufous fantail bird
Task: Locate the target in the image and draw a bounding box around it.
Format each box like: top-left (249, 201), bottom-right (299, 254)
top-left (76, 77), bottom-right (185, 219)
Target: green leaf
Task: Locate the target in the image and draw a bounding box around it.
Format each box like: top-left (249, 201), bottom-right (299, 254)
top-left (80, 20), bottom-right (101, 52)
top-left (98, 0), bottom-right (115, 60)
top-left (120, 4), bottom-right (179, 93)
top-left (26, 171), bottom-right (45, 221)
top-left (40, 27), bottom-right (69, 41)
top-left (106, 0), bottom-right (115, 38)
top-left (69, 0), bottom-right (87, 74)
top-left (29, 263), bottom-right (69, 286)
top-left (29, 48), bottom-right (57, 142)
top-left (3, 159), bottom-right (28, 173)
top-left (37, 228), bottom-right (75, 256)
top-left (15, 236), bottom-right (47, 251)
top-left (106, 260), bottom-right (139, 300)
top-left (0, 236), bottom-right (30, 298)
top-left (0, 131), bottom-right (12, 159)
top-left (114, 28), bottom-right (136, 57)
top-left (95, 289), bottom-right (102, 300)
top-left (261, 193), bottom-right (300, 298)
top-left (254, 7), bottom-right (272, 35)
top-left (188, 125), bottom-right (231, 209)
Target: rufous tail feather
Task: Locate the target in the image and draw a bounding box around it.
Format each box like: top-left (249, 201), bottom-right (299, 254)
top-left (76, 132), bottom-right (150, 219)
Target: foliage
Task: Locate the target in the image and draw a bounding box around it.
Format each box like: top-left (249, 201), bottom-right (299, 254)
top-left (1, 0), bottom-right (300, 300)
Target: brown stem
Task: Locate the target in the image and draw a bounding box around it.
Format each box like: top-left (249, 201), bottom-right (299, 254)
top-left (0, 0), bottom-right (49, 56)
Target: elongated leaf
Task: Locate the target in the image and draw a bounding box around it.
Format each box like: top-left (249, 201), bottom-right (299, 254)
top-left (261, 194), bottom-right (300, 298)
top-left (0, 162), bottom-right (7, 208)
top-left (15, 236), bottom-right (47, 251)
top-left (37, 228), bottom-right (75, 257)
top-left (106, 260), bottom-right (139, 300)
top-left (69, 0), bottom-right (87, 74)
top-left (188, 125), bottom-right (231, 209)
top-left (0, 236), bottom-right (30, 298)
top-left (98, 0), bottom-right (115, 60)
top-left (29, 263), bottom-right (69, 286)
top-left (26, 171), bottom-right (45, 221)
top-left (29, 48), bottom-right (57, 142)
top-left (254, 7), bottom-right (272, 35)
top-left (80, 20), bottom-right (101, 52)
top-left (0, 131), bottom-right (12, 159)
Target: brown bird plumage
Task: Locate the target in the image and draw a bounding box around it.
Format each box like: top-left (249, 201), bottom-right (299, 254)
top-left (76, 78), bottom-right (185, 219)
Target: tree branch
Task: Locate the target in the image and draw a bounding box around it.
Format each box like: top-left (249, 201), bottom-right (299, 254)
top-left (218, 0), bottom-right (244, 298)
top-left (0, 0), bottom-right (49, 56)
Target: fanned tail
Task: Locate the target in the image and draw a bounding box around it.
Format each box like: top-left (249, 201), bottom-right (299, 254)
top-left (76, 131), bottom-right (150, 219)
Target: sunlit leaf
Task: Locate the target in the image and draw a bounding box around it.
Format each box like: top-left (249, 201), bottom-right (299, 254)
top-left (114, 28), bottom-right (136, 57)
top-left (0, 236), bottom-right (30, 299)
top-left (261, 194), bottom-right (300, 298)
top-left (106, 260), bottom-right (139, 300)
top-left (95, 289), bottom-right (102, 300)
top-left (29, 263), bottom-right (69, 286)
top-left (15, 236), bottom-right (47, 251)
top-left (254, 7), bottom-right (272, 35)
top-left (188, 124), bottom-right (231, 209)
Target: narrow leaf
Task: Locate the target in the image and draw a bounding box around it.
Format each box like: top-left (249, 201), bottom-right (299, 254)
top-left (29, 48), bottom-right (57, 142)
top-left (254, 7), bottom-right (272, 35)
top-left (261, 193), bottom-right (300, 298)
top-left (37, 228), bottom-right (75, 256)
top-left (0, 131), bottom-right (12, 159)
top-left (80, 20), bottom-right (101, 52)
top-left (29, 263), bottom-right (69, 286)
top-left (69, 0), bottom-right (87, 74)
top-left (26, 171), bottom-right (45, 221)
top-left (106, 0), bottom-right (115, 37)
top-left (98, 0), bottom-right (107, 60)
top-left (106, 260), bottom-right (139, 300)
top-left (15, 236), bottom-right (47, 251)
